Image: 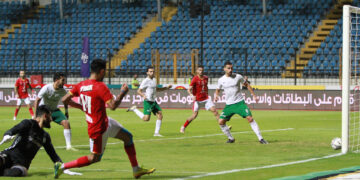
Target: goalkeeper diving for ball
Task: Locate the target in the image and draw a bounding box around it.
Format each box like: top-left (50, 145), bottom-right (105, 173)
top-left (0, 105), bottom-right (81, 177)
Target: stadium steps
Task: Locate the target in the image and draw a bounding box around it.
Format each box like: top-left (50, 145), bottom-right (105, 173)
top-left (110, 5), bottom-right (178, 69)
top-left (282, 0), bottom-right (351, 78)
top-left (0, 5), bottom-right (44, 49)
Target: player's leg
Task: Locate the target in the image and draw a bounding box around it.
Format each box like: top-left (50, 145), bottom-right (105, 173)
top-left (245, 116), bottom-right (268, 144)
top-left (239, 102), bottom-right (268, 144)
top-left (154, 110), bottom-right (163, 136)
top-left (107, 117), bottom-right (155, 178)
top-left (181, 101), bottom-right (199, 133)
top-left (181, 111), bottom-right (198, 133)
top-left (24, 98), bottom-right (34, 119)
top-left (3, 165), bottom-right (27, 177)
top-left (55, 132), bottom-right (108, 178)
top-left (208, 103), bottom-right (232, 130)
top-left (219, 105), bottom-right (235, 143)
top-left (52, 110), bottom-right (77, 150)
top-left (127, 102), bottom-right (151, 121)
top-left (13, 99), bottom-right (22, 120)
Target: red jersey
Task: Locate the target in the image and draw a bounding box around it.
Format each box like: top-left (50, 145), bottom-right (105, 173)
top-left (15, 78), bottom-right (30, 99)
top-left (70, 79), bottom-right (113, 139)
top-left (190, 75), bottom-right (209, 101)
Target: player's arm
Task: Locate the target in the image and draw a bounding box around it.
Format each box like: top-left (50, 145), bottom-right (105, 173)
top-left (14, 85), bottom-right (19, 98)
top-left (156, 85), bottom-right (172, 91)
top-left (4, 120), bottom-right (31, 136)
top-left (214, 79), bottom-right (222, 102)
top-left (27, 81), bottom-right (33, 91)
top-left (43, 133), bottom-right (62, 163)
top-left (137, 88), bottom-right (146, 99)
top-left (214, 89), bottom-right (221, 102)
top-left (34, 97), bottom-right (41, 115)
top-left (107, 84), bottom-right (129, 110)
top-left (187, 85), bottom-right (196, 101)
top-left (243, 78), bottom-right (258, 102)
top-left (62, 93), bottom-right (83, 111)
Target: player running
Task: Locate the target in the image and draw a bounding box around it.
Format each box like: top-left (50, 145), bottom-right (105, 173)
top-left (55, 59), bottom-right (155, 179)
top-left (34, 73), bottom-right (77, 151)
top-left (127, 66), bottom-right (172, 137)
top-left (13, 70), bottom-right (34, 120)
top-left (0, 105), bottom-right (79, 177)
top-left (180, 66), bottom-right (231, 134)
top-left (214, 61), bottom-right (268, 144)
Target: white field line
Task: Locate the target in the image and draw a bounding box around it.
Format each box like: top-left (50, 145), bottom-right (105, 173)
top-left (173, 153), bottom-right (344, 180)
top-left (30, 167), bottom-right (209, 174)
top-left (47, 128), bottom-right (294, 149)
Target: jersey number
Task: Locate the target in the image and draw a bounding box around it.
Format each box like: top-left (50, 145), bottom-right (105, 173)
top-left (80, 94), bottom-right (92, 114)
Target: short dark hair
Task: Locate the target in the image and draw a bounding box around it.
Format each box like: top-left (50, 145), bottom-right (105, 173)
top-left (53, 72), bottom-right (66, 82)
top-left (224, 61), bottom-right (233, 67)
top-left (197, 65), bottom-right (204, 69)
top-left (36, 105), bottom-right (51, 118)
top-left (91, 59), bottom-right (107, 74)
top-left (147, 66), bottom-right (154, 72)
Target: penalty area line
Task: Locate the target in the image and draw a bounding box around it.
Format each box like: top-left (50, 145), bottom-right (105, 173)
top-left (172, 153), bottom-right (344, 180)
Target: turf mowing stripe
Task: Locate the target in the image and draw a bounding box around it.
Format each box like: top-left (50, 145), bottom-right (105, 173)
top-left (173, 153), bottom-right (344, 180)
top-left (48, 128), bottom-right (294, 149)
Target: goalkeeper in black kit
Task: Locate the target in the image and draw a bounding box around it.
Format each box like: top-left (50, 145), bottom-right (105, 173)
top-left (0, 105), bottom-right (80, 177)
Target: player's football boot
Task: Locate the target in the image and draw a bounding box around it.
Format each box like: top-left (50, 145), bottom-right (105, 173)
top-left (66, 146), bottom-right (79, 151)
top-left (133, 166), bottom-right (156, 179)
top-left (259, 139), bottom-right (269, 144)
top-left (228, 125), bottom-right (232, 130)
top-left (13, 117), bottom-right (16, 121)
top-left (54, 162), bottom-right (64, 179)
top-left (127, 105), bottom-right (137, 112)
top-left (226, 139), bottom-right (235, 143)
top-left (153, 133), bottom-right (163, 137)
top-left (180, 126), bottom-right (185, 134)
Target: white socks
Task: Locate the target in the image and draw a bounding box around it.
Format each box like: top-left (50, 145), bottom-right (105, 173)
top-left (155, 120), bottom-right (162, 134)
top-left (220, 124), bottom-right (234, 140)
top-left (250, 120), bottom-right (263, 141)
top-left (133, 108), bottom-right (144, 119)
top-left (64, 129), bottom-right (72, 148)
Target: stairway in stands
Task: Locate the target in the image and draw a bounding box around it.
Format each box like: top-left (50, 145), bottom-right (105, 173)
top-left (110, 5), bottom-right (178, 69)
top-left (0, 5), bottom-right (43, 49)
top-left (283, 0), bottom-right (352, 78)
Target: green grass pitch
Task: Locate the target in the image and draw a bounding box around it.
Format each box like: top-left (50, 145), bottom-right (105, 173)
top-left (0, 107), bottom-right (357, 179)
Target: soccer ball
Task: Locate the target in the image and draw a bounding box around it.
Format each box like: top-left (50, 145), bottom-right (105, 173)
top-left (331, 137), bottom-right (341, 150)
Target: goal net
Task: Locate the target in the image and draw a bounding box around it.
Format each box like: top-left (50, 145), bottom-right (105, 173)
top-left (342, 5), bottom-right (360, 153)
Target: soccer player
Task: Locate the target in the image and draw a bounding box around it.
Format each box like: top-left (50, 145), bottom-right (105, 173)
top-left (55, 59), bottom-right (155, 179)
top-left (214, 61), bottom-right (268, 144)
top-left (127, 66), bottom-right (172, 137)
top-left (34, 73), bottom-right (77, 151)
top-left (180, 66), bottom-right (230, 134)
top-left (0, 105), bottom-right (65, 177)
top-left (13, 70), bottom-right (34, 120)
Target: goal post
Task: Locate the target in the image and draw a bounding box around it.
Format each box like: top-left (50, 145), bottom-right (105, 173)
top-left (342, 5), bottom-right (360, 154)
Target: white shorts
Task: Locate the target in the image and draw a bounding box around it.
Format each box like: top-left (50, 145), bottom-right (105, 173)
top-left (193, 99), bottom-right (215, 112)
top-left (16, 98), bottom-right (30, 106)
top-left (89, 117), bottom-right (123, 154)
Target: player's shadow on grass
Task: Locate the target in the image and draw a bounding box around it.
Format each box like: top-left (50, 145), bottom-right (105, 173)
top-left (28, 171), bottom-right (53, 176)
top-left (120, 175), bottom-right (188, 179)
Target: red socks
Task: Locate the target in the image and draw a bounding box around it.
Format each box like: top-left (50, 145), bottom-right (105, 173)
top-left (14, 108), bottom-right (19, 117)
top-left (64, 156), bottom-right (91, 169)
top-left (124, 144), bottom-right (138, 167)
top-left (29, 108), bottom-right (34, 117)
top-left (183, 120), bottom-right (191, 128)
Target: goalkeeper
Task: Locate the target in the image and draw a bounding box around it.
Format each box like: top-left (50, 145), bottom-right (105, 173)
top-left (0, 105), bottom-right (80, 177)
